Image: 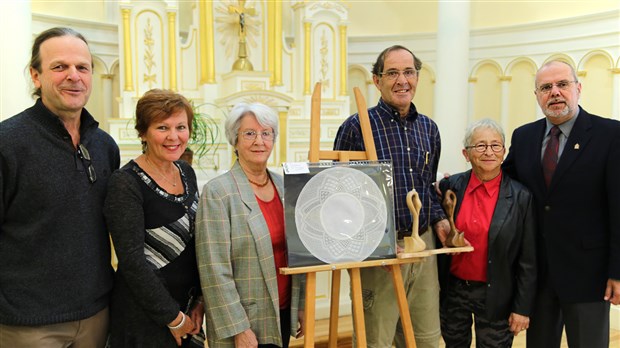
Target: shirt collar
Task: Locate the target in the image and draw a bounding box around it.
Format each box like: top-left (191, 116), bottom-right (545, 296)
top-left (466, 170), bottom-right (502, 197)
top-left (545, 106), bottom-right (580, 138)
top-left (377, 98), bottom-right (418, 122)
top-left (33, 98), bottom-right (99, 137)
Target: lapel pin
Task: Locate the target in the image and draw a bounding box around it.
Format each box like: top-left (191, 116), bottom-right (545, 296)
top-left (574, 143), bottom-right (580, 150)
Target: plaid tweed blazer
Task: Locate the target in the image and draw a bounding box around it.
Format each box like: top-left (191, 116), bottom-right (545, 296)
top-left (196, 161), bottom-right (304, 347)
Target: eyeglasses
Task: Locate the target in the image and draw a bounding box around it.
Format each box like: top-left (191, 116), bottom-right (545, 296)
top-left (465, 143), bottom-right (504, 153)
top-left (378, 69), bottom-right (417, 80)
top-left (239, 130), bottom-right (275, 141)
top-left (535, 80), bottom-right (578, 94)
top-left (77, 143), bottom-right (97, 184)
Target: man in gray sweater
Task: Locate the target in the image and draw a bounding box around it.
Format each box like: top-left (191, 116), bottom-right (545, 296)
top-left (0, 27), bottom-right (120, 347)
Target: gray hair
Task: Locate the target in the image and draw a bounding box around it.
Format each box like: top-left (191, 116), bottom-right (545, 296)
top-left (225, 102), bottom-right (279, 147)
top-left (463, 118), bottom-right (505, 148)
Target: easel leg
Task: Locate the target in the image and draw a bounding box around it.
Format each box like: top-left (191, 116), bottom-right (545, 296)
top-left (328, 270), bottom-right (341, 348)
top-left (304, 272), bottom-right (316, 348)
top-left (391, 264), bottom-right (416, 348)
top-left (350, 268), bottom-right (367, 347)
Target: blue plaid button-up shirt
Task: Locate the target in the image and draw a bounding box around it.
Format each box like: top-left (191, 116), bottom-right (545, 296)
top-left (333, 98), bottom-right (446, 236)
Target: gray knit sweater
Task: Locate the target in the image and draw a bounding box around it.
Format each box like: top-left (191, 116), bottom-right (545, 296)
top-left (0, 99), bottom-right (120, 325)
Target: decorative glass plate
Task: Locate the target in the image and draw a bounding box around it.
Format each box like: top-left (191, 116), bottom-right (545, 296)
top-left (283, 161), bottom-right (396, 267)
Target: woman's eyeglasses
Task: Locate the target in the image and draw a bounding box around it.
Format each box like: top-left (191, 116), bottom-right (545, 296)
top-left (239, 130), bottom-right (275, 141)
top-left (465, 143), bottom-right (504, 153)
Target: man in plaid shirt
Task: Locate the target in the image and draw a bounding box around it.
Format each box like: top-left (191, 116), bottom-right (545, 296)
top-left (334, 45), bottom-right (450, 348)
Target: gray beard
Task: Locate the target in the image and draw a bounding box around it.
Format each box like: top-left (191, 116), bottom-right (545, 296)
top-left (544, 104), bottom-right (572, 118)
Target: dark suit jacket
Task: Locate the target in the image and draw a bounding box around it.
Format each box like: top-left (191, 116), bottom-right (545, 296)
top-left (503, 107), bottom-right (620, 303)
top-left (438, 171), bottom-right (537, 320)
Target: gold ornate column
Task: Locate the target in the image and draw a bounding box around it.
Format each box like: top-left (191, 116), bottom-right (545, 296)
top-left (199, 0), bottom-right (215, 84)
top-left (167, 11), bottom-right (177, 91)
top-left (121, 8), bottom-right (134, 91)
top-left (267, 1), bottom-right (275, 81)
top-left (278, 111), bottom-right (287, 164)
top-left (274, 1), bottom-right (282, 85)
top-left (339, 24), bottom-right (347, 96)
top-left (267, 1), bottom-right (283, 86)
top-left (304, 22), bottom-right (311, 95)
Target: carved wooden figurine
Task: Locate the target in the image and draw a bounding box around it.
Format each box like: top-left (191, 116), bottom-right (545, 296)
top-left (442, 189), bottom-right (467, 247)
top-left (403, 189), bottom-right (426, 252)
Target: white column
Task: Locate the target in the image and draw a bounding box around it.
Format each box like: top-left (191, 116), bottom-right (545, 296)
top-left (1, 0), bottom-right (32, 120)
top-left (367, 80), bottom-right (378, 106)
top-left (101, 74), bottom-right (114, 131)
top-left (433, 0), bottom-right (471, 175)
top-left (612, 69), bottom-right (620, 120)
top-left (468, 79), bottom-right (476, 125)
top-left (500, 76), bottom-right (511, 130)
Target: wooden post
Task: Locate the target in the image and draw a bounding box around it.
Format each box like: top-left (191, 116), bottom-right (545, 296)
top-left (303, 272), bottom-right (317, 347)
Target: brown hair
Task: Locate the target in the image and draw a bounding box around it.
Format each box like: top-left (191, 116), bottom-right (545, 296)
top-left (371, 45), bottom-right (422, 76)
top-left (29, 27), bottom-right (90, 97)
top-left (135, 89), bottom-right (194, 140)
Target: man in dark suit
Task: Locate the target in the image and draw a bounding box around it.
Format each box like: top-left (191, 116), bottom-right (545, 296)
top-left (503, 60), bottom-right (620, 347)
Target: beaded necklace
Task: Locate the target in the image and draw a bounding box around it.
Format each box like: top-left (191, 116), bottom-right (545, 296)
top-left (248, 175), bottom-right (270, 187)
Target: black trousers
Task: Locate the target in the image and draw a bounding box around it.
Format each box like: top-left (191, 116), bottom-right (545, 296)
top-left (527, 276), bottom-right (610, 348)
top-left (258, 308), bottom-right (291, 348)
top-left (440, 276), bottom-right (513, 348)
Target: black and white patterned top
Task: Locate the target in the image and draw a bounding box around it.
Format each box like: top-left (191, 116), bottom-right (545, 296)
top-left (104, 159), bottom-right (202, 347)
top-left (132, 163), bottom-right (198, 270)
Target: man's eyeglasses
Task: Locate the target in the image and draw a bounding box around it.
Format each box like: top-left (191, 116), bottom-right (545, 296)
top-left (535, 80), bottom-right (578, 94)
top-left (77, 143), bottom-right (97, 184)
top-left (239, 130), bottom-right (275, 141)
top-left (465, 143), bottom-right (504, 153)
top-left (378, 69), bottom-right (417, 80)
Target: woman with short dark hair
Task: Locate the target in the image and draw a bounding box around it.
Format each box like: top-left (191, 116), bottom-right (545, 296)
top-left (104, 89), bottom-right (204, 347)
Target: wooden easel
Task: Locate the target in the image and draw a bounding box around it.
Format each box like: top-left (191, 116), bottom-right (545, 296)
top-left (281, 83), bottom-right (421, 347)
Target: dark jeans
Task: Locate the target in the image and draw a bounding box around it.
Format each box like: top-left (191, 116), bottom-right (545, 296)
top-left (258, 308), bottom-right (291, 348)
top-left (440, 275), bottom-right (513, 348)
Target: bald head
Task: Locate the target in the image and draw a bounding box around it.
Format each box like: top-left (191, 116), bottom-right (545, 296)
top-left (534, 60), bottom-right (581, 125)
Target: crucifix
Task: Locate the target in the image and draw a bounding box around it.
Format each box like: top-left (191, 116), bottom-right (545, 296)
top-left (228, 0), bottom-right (256, 71)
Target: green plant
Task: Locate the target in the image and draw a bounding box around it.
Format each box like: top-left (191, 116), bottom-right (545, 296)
top-left (187, 101), bottom-right (222, 167)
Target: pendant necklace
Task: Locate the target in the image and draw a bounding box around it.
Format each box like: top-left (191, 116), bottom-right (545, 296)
top-left (145, 156), bottom-right (177, 187)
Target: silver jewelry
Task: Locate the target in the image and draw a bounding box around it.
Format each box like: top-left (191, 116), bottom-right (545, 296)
top-left (167, 312), bottom-right (186, 330)
top-left (145, 156), bottom-right (178, 187)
